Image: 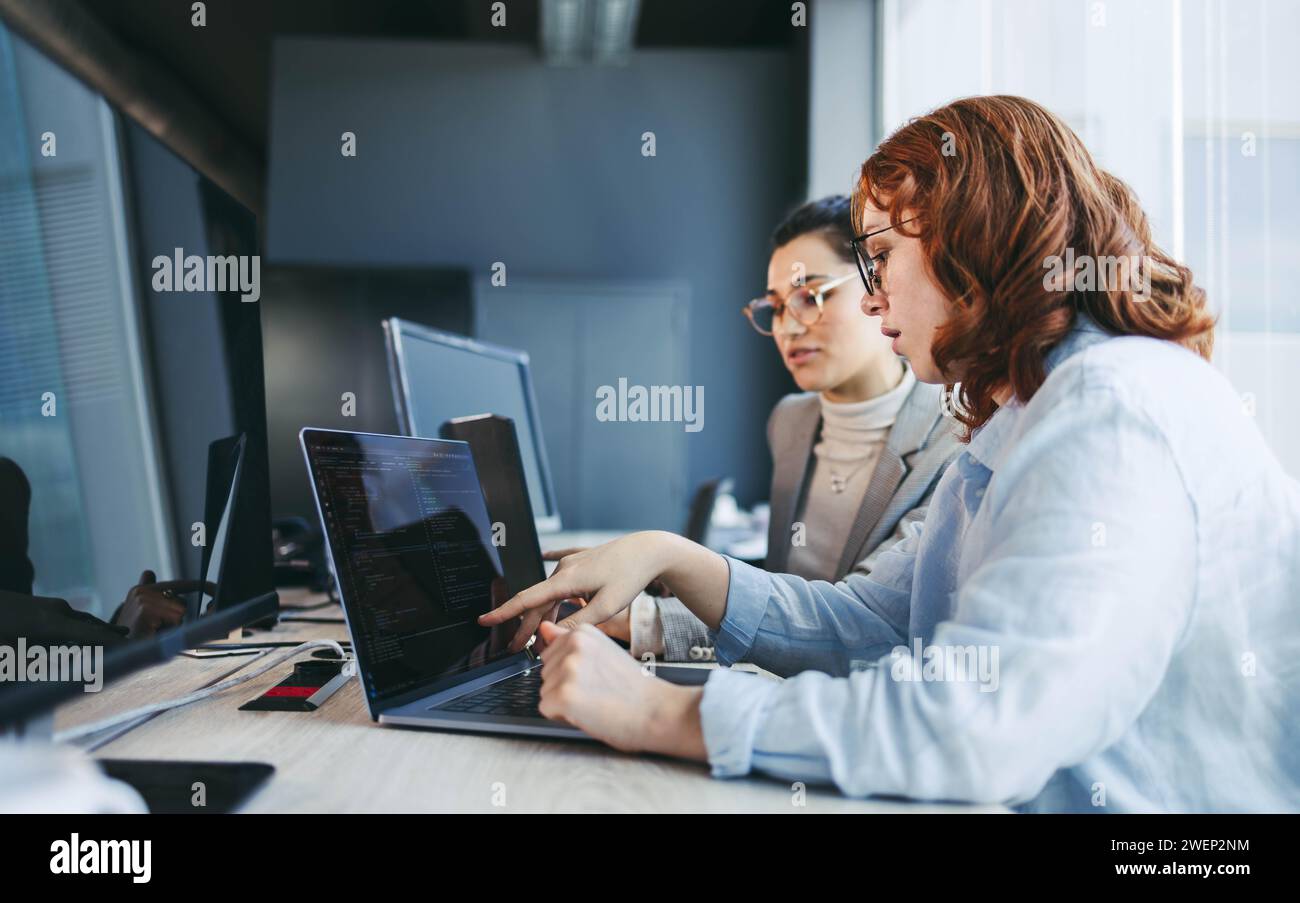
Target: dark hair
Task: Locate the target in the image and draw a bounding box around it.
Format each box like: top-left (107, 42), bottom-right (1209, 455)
top-left (770, 195), bottom-right (856, 264)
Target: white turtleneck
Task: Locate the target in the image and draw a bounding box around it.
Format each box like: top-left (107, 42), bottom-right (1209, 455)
top-left (784, 366), bottom-right (916, 581)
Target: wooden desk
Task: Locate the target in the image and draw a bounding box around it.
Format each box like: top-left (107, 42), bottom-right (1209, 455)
top-left (55, 589), bottom-right (1004, 814)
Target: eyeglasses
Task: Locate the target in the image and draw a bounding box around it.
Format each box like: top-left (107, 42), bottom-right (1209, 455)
top-left (849, 217), bottom-right (917, 296)
top-left (742, 272), bottom-right (857, 336)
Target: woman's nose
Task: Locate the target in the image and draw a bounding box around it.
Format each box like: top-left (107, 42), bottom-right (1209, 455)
top-left (861, 290), bottom-right (886, 318)
top-left (775, 313), bottom-right (806, 337)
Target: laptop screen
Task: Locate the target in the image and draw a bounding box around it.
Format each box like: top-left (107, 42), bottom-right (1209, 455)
top-left (301, 430), bottom-right (519, 706)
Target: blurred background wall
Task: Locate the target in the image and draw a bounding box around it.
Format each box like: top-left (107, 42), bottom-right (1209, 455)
top-left (263, 38), bottom-right (804, 527)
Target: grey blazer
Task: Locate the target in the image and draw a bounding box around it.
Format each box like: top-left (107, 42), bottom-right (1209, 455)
top-left (652, 375), bottom-right (962, 662)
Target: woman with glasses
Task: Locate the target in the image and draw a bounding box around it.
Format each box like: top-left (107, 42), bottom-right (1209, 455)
top-left (483, 95), bottom-right (1299, 812)
top-left (605, 197), bottom-right (959, 666)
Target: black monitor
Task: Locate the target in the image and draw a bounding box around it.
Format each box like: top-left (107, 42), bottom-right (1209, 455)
top-left (194, 433), bottom-right (249, 617)
top-left (122, 117), bottom-right (277, 622)
top-left (439, 414), bottom-right (547, 598)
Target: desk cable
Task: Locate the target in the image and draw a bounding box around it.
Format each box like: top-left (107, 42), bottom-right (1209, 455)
top-left (54, 640), bottom-right (352, 745)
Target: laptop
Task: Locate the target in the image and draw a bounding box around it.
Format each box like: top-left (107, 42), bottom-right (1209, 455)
top-left (299, 428), bottom-right (708, 740)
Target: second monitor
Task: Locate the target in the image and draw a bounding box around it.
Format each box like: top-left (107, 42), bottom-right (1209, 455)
top-left (383, 319), bottom-right (561, 533)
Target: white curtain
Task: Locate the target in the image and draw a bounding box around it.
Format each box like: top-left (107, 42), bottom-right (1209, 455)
top-left (879, 0), bottom-right (1300, 476)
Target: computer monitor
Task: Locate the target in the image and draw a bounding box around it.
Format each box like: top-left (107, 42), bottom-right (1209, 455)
top-left (123, 116), bottom-right (278, 624)
top-left (439, 414), bottom-right (547, 598)
top-left (383, 319), bottom-right (561, 533)
top-left (193, 434), bottom-right (247, 618)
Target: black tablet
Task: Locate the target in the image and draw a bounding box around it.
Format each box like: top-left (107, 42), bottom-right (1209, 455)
top-left (97, 760), bottom-right (275, 814)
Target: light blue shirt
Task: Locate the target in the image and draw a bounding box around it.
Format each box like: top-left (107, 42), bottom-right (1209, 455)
top-left (700, 315), bottom-right (1300, 812)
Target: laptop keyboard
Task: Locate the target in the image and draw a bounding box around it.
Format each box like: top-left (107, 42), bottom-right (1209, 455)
top-left (432, 668), bottom-right (543, 718)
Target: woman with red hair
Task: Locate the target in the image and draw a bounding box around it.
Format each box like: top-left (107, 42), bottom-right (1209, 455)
top-left (482, 96), bottom-right (1300, 812)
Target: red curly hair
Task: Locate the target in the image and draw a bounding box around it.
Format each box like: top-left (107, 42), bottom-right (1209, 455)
top-left (852, 95), bottom-right (1215, 439)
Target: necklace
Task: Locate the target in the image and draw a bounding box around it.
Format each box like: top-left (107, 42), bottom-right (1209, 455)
top-left (827, 460), bottom-right (869, 493)
top-left (816, 374), bottom-right (913, 495)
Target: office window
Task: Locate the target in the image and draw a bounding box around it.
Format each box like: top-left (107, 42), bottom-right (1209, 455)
top-left (0, 25), bottom-right (172, 617)
top-left (878, 0), bottom-right (1300, 476)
